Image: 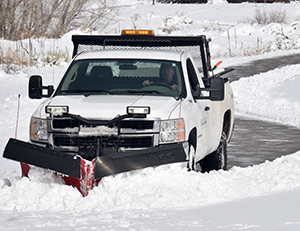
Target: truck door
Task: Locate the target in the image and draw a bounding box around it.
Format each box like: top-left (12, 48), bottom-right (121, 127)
top-left (186, 58), bottom-right (210, 158)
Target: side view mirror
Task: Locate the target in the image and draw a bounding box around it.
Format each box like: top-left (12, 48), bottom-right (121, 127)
top-left (198, 77), bottom-right (225, 101)
top-left (209, 77), bottom-right (224, 101)
top-left (29, 75), bottom-right (54, 99)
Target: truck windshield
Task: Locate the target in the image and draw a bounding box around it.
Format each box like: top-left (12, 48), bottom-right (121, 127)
top-left (56, 59), bottom-right (186, 98)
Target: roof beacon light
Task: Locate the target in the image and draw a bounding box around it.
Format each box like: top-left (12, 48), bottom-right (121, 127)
top-left (121, 30), bottom-right (155, 36)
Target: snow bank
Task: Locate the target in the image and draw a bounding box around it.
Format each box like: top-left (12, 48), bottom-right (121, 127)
top-left (1, 151), bottom-right (300, 213)
top-left (0, 66), bottom-right (67, 175)
top-left (232, 63), bottom-right (300, 127)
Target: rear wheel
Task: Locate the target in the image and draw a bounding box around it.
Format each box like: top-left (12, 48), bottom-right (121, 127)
top-left (199, 132), bottom-right (228, 173)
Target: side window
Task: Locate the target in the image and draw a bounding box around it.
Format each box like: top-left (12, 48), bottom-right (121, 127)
top-left (187, 59), bottom-right (200, 92)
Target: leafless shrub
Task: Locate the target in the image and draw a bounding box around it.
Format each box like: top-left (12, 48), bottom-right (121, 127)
top-left (76, 1), bottom-right (119, 33)
top-left (0, 42), bottom-right (71, 73)
top-left (242, 41), bottom-right (269, 56)
top-left (0, 46), bottom-right (26, 73)
top-left (0, 0), bottom-right (118, 72)
top-left (131, 14), bottom-right (142, 29)
top-left (35, 48), bottom-right (70, 66)
top-left (159, 13), bottom-right (193, 34)
top-left (247, 8), bottom-right (288, 25)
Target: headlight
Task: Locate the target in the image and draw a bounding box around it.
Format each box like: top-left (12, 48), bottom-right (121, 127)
top-left (30, 117), bottom-right (48, 142)
top-left (159, 119), bottom-right (185, 144)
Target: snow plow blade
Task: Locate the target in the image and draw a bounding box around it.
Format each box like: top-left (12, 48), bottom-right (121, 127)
top-left (3, 138), bottom-right (81, 178)
top-left (3, 138), bottom-right (188, 179)
top-left (94, 142), bottom-right (188, 179)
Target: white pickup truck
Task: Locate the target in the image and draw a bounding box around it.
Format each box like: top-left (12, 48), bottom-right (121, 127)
top-left (4, 30), bottom-right (234, 196)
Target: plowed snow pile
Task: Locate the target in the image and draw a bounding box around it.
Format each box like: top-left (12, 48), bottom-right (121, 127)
top-left (1, 152), bottom-right (300, 212)
top-left (231, 64), bottom-right (300, 127)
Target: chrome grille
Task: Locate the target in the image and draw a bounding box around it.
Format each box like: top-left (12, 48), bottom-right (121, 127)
top-left (50, 118), bottom-right (159, 159)
top-left (54, 136), bottom-right (152, 149)
top-left (52, 118), bottom-right (154, 130)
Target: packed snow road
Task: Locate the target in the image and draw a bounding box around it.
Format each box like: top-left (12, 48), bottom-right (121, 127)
top-left (227, 53), bottom-right (300, 168)
top-left (228, 53), bottom-right (300, 82)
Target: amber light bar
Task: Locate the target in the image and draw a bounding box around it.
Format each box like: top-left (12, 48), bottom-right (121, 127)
top-left (121, 30), bottom-right (155, 36)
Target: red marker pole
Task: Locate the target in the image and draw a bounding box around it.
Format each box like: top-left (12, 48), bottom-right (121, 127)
top-left (15, 94), bottom-right (20, 139)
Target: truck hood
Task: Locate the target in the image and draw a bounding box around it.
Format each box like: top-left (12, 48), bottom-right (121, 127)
top-left (44, 95), bottom-right (180, 120)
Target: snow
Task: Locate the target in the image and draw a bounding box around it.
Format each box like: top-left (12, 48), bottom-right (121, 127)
top-left (232, 64), bottom-right (300, 127)
top-left (1, 0), bottom-right (300, 230)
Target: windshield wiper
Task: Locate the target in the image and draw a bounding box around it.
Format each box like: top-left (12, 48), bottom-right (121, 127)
top-left (116, 90), bottom-right (164, 95)
top-left (113, 90), bottom-right (182, 100)
top-left (60, 89), bottom-right (113, 95)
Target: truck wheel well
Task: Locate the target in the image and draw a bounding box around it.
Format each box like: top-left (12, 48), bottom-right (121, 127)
top-left (187, 128), bottom-right (197, 171)
top-left (223, 110), bottom-right (231, 138)
top-left (188, 128), bottom-right (197, 150)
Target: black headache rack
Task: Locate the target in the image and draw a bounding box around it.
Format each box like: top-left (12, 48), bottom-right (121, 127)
top-left (72, 34), bottom-right (212, 80)
top-left (3, 138), bottom-right (188, 179)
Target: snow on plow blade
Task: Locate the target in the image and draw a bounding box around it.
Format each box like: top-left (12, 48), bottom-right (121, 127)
top-left (3, 138), bottom-right (188, 179)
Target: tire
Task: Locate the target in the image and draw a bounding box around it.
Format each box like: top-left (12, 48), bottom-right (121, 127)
top-left (199, 132), bottom-right (228, 173)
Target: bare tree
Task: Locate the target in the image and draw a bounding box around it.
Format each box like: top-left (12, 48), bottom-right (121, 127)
top-left (0, 0), bottom-right (23, 39)
top-left (82, 1), bottom-right (119, 32)
top-left (0, 0), bottom-right (117, 40)
top-left (52, 0), bottom-right (88, 37)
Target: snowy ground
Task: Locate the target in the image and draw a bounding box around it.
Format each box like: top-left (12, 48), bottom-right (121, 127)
top-left (1, 1), bottom-right (300, 230)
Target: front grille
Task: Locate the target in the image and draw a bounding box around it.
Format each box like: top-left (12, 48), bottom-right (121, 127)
top-left (52, 119), bottom-right (154, 130)
top-left (54, 136), bottom-right (152, 149)
top-left (53, 119), bottom-right (79, 129)
top-left (120, 120), bottom-right (153, 130)
top-left (51, 118), bottom-right (158, 160)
